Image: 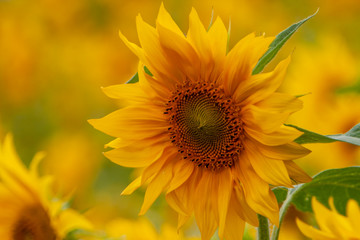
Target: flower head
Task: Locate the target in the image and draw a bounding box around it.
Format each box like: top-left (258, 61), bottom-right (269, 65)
top-left (89, 4), bottom-right (311, 239)
top-left (0, 134), bottom-right (92, 239)
top-left (296, 197), bottom-right (360, 240)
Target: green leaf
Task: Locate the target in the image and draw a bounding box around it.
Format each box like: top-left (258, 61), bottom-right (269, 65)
top-left (252, 9), bottom-right (318, 75)
top-left (286, 123), bottom-right (360, 146)
top-left (271, 167), bottom-right (360, 240)
top-left (292, 167), bottom-right (360, 215)
top-left (272, 187), bottom-right (288, 204)
top-left (125, 66), bottom-right (152, 84)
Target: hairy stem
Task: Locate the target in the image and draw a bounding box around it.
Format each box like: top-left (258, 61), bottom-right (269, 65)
top-left (271, 185), bottom-right (303, 240)
top-left (257, 214), bottom-right (270, 240)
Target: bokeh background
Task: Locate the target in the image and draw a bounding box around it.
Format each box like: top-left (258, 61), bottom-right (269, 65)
top-left (1, 0), bottom-right (360, 239)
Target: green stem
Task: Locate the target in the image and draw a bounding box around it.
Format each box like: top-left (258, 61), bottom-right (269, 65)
top-left (257, 214), bottom-right (270, 240)
top-left (270, 196), bottom-right (291, 240)
top-left (271, 185), bottom-right (303, 240)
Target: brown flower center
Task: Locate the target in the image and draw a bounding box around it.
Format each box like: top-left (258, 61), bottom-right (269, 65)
top-left (165, 81), bottom-right (244, 171)
top-left (12, 204), bottom-right (57, 240)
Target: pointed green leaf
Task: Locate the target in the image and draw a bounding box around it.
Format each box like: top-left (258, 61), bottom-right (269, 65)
top-left (286, 123), bottom-right (360, 146)
top-left (291, 167), bottom-right (360, 215)
top-left (252, 9), bottom-right (318, 75)
top-left (271, 167), bottom-right (360, 240)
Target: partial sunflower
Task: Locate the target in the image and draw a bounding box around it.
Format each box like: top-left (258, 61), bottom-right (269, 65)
top-left (89, 4), bottom-right (311, 240)
top-left (296, 197), bottom-right (360, 239)
top-left (0, 134), bottom-right (92, 240)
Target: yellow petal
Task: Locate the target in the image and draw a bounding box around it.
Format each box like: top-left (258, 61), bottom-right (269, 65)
top-left (208, 16), bottom-right (227, 60)
top-left (167, 159), bottom-right (194, 193)
top-left (136, 14), bottom-right (180, 84)
top-left (157, 22), bottom-right (199, 80)
top-left (234, 56), bottom-right (290, 105)
top-left (249, 35), bottom-right (276, 66)
top-left (165, 191), bottom-right (188, 216)
top-left (29, 151), bottom-right (46, 179)
top-left (193, 171), bottom-right (218, 240)
top-left (245, 125), bottom-right (303, 146)
top-left (223, 33), bottom-right (274, 96)
top-left (121, 176), bottom-right (142, 195)
top-left (312, 198), bottom-right (335, 234)
top-left (139, 161), bottom-right (173, 215)
top-left (217, 169), bottom-right (233, 238)
top-left (258, 142), bottom-right (311, 160)
top-left (256, 92), bottom-right (303, 114)
top-left (105, 133), bottom-right (169, 153)
top-left (101, 83), bottom-right (146, 104)
top-left (88, 106), bottom-right (168, 139)
top-left (242, 105), bottom-right (289, 134)
top-left (232, 186), bottom-right (259, 226)
top-left (347, 199), bottom-right (360, 231)
top-left (137, 62), bottom-right (171, 99)
top-left (169, 172), bottom-right (198, 218)
top-left (142, 147), bottom-right (177, 184)
top-left (284, 161), bottom-right (312, 184)
top-left (223, 198), bottom-right (246, 240)
top-left (327, 198), bottom-right (355, 238)
top-left (296, 218), bottom-right (336, 240)
top-left (57, 208), bottom-right (93, 236)
top-left (187, 8), bottom-right (211, 62)
top-left (0, 134), bottom-right (37, 201)
top-left (119, 30), bottom-right (145, 61)
top-left (104, 144), bottom-right (165, 168)
top-left (236, 155), bottom-right (279, 226)
top-left (206, 16), bottom-right (227, 81)
top-left (245, 141), bottom-right (293, 187)
top-left (104, 138), bottom-right (129, 149)
top-left (222, 33), bottom-right (254, 96)
top-left (156, 3), bottom-right (184, 37)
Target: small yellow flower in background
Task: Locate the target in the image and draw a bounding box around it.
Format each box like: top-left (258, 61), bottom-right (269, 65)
top-left (89, 4), bottom-right (311, 240)
top-left (0, 134), bottom-right (92, 239)
top-left (296, 197), bottom-right (360, 240)
top-left (104, 217), bottom-right (200, 240)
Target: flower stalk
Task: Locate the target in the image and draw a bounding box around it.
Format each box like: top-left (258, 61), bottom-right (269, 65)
top-left (257, 214), bottom-right (270, 240)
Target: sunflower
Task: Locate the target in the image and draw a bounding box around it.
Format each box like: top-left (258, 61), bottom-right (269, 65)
top-left (0, 134), bottom-right (92, 240)
top-left (89, 4), bottom-right (311, 240)
top-left (296, 197), bottom-right (360, 239)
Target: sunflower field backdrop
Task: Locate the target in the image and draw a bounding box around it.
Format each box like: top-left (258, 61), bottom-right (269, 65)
top-left (0, 0), bottom-right (360, 239)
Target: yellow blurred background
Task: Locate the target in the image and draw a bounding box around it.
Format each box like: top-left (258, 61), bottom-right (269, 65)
top-left (1, 0), bottom-right (360, 239)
